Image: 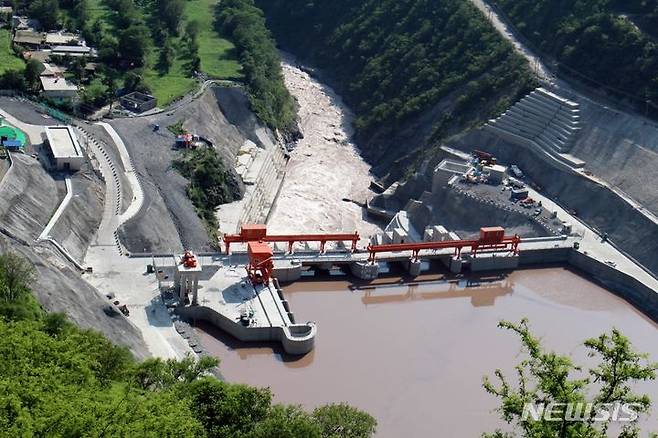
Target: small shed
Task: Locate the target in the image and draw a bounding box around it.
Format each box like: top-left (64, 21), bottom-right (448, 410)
top-left (119, 91), bottom-right (157, 113)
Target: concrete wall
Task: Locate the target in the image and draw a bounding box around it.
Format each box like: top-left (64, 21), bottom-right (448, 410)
top-left (568, 251), bottom-right (658, 321)
top-left (175, 305), bottom-right (316, 355)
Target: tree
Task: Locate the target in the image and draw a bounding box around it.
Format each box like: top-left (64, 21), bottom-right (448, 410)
top-left (123, 70), bottom-right (149, 94)
top-left (119, 24), bottom-right (150, 67)
top-left (156, 0), bottom-right (185, 35)
top-left (0, 70), bottom-right (26, 91)
top-left (313, 403), bottom-right (377, 438)
top-left (23, 59), bottom-right (44, 92)
top-left (252, 405), bottom-right (322, 438)
top-left (0, 252), bottom-right (35, 303)
top-left (81, 78), bottom-right (109, 107)
top-left (158, 36), bottom-right (174, 74)
top-left (29, 0), bottom-right (60, 30)
top-left (483, 319), bottom-right (658, 437)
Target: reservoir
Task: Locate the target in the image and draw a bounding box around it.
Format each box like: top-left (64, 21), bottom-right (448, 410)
top-left (196, 266), bottom-right (658, 437)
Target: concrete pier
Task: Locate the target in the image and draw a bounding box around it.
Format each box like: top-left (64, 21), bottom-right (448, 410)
top-left (406, 258), bottom-right (422, 277)
top-left (155, 256), bottom-right (316, 355)
top-left (350, 261), bottom-right (379, 280)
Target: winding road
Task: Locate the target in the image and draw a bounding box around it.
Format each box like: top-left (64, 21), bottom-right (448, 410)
top-left (468, 0), bottom-right (554, 83)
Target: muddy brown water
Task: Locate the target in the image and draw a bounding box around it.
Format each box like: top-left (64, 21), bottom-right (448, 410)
top-left (195, 266), bottom-right (658, 437)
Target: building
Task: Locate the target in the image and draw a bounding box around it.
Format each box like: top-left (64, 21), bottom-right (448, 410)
top-left (40, 62), bottom-right (66, 77)
top-left (483, 164), bottom-right (507, 185)
top-left (44, 126), bottom-right (84, 171)
top-left (12, 30), bottom-right (44, 49)
top-left (120, 91), bottom-right (157, 113)
top-left (12, 16), bottom-right (40, 31)
top-left (44, 32), bottom-right (79, 46)
top-left (50, 45), bottom-right (96, 57)
top-left (40, 76), bottom-right (78, 101)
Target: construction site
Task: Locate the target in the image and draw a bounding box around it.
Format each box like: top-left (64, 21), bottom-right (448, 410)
top-left (1, 53), bottom-right (658, 436)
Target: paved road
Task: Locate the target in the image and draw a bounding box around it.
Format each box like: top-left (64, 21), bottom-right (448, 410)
top-left (0, 107), bottom-right (46, 144)
top-left (80, 125), bottom-right (192, 359)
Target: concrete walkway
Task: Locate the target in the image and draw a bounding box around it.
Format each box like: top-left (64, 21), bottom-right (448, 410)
top-left (80, 124), bottom-right (192, 360)
top-left (524, 186), bottom-right (658, 292)
top-left (38, 176), bottom-right (72, 240)
top-left (95, 122), bottom-right (144, 226)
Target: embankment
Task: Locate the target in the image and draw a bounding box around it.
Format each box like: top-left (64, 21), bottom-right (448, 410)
top-left (112, 86), bottom-right (270, 253)
top-left (450, 128), bottom-right (658, 274)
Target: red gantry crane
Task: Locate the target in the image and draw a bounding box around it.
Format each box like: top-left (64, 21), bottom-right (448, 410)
top-left (366, 227), bottom-right (521, 263)
top-left (224, 225), bottom-right (361, 284)
top-left (223, 224), bottom-right (360, 255)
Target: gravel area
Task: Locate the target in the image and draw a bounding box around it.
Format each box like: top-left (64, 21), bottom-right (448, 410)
top-left (110, 86), bottom-right (260, 253)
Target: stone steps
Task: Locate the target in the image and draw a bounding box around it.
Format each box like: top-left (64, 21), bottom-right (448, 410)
top-left (487, 87), bottom-right (582, 157)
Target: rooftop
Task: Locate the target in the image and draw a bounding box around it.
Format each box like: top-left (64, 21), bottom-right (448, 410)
top-left (51, 45), bottom-right (92, 53)
top-left (13, 30), bottom-right (43, 45)
top-left (45, 126), bottom-right (82, 159)
top-left (44, 32), bottom-right (78, 45)
top-left (40, 76), bottom-right (77, 92)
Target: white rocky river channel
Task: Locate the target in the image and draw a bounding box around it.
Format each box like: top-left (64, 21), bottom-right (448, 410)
top-left (267, 57), bottom-right (382, 241)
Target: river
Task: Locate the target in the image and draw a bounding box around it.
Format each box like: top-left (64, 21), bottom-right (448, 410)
top-left (266, 57), bottom-right (382, 241)
top-left (197, 266), bottom-right (658, 437)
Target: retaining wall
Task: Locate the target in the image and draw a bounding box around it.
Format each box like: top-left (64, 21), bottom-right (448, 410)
top-left (175, 305), bottom-right (316, 355)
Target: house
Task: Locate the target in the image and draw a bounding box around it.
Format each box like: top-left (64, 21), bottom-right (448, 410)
top-left (23, 50), bottom-right (51, 63)
top-left (40, 62), bottom-right (67, 76)
top-left (13, 30), bottom-right (44, 49)
top-left (120, 91), bottom-right (157, 113)
top-left (0, 6), bottom-right (13, 23)
top-left (44, 32), bottom-right (79, 46)
top-left (44, 125), bottom-right (84, 171)
top-left (40, 76), bottom-right (78, 101)
top-left (50, 45), bottom-right (96, 57)
top-left (11, 16), bottom-right (40, 31)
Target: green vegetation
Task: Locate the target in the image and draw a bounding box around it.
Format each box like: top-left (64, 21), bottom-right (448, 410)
top-left (0, 29), bottom-right (24, 75)
top-left (484, 319), bottom-right (657, 437)
top-left (215, 0), bottom-right (296, 132)
top-left (493, 0), bottom-right (658, 109)
top-left (167, 119), bottom-right (186, 135)
top-left (173, 148), bottom-right (242, 232)
top-left (0, 251), bottom-right (377, 436)
top-left (256, 0), bottom-right (534, 172)
top-left (185, 0), bottom-right (242, 79)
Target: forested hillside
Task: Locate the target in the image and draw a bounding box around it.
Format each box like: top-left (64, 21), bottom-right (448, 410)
top-left (256, 0), bottom-right (535, 179)
top-left (0, 252), bottom-right (376, 436)
top-left (492, 0), bottom-right (658, 109)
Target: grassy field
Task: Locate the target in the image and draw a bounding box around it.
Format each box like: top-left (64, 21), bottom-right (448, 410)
top-left (64, 0), bottom-right (241, 106)
top-left (0, 29), bottom-right (25, 74)
top-left (184, 0), bottom-right (242, 80)
top-left (143, 40), bottom-right (198, 106)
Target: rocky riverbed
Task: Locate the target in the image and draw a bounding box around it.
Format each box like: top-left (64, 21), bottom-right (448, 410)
top-left (267, 57), bottom-right (382, 241)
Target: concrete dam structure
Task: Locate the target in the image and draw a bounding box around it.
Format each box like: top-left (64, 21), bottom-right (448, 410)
top-left (485, 87), bottom-right (585, 168)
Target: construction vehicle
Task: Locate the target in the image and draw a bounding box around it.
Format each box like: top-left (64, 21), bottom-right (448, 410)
top-left (473, 150), bottom-right (497, 166)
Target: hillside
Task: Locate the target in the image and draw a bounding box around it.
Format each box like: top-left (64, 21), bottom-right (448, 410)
top-left (491, 0), bottom-right (658, 113)
top-left (256, 0), bottom-right (536, 180)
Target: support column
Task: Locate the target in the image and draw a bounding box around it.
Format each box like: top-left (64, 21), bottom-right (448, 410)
top-left (407, 258), bottom-right (422, 277)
